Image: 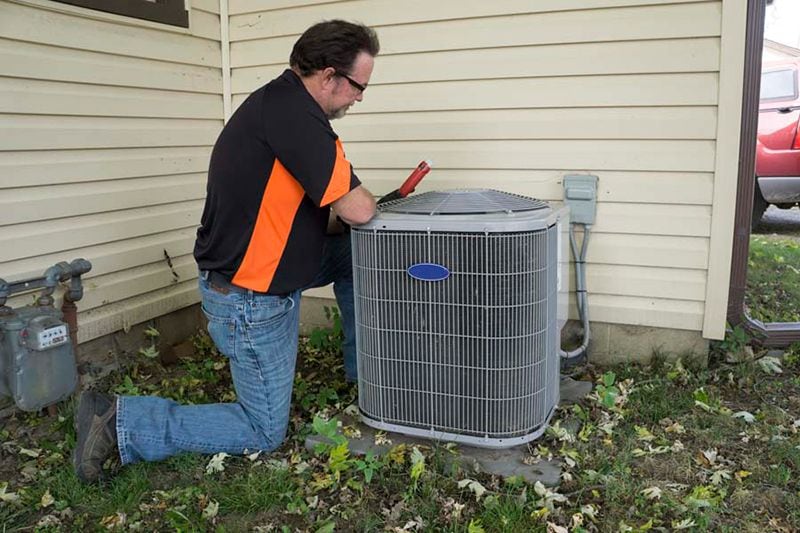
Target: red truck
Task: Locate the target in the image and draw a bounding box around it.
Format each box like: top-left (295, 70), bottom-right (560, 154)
top-left (753, 57), bottom-right (800, 224)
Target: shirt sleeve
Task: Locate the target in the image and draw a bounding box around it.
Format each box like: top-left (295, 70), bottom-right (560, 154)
top-left (265, 102), bottom-right (361, 207)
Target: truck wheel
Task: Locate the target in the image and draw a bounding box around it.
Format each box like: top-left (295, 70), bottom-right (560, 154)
top-left (752, 184), bottom-right (768, 229)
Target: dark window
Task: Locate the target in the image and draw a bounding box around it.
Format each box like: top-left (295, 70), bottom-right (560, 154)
top-left (760, 68), bottom-right (798, 101)
top-left (52, 0), bottom-right (189, 28)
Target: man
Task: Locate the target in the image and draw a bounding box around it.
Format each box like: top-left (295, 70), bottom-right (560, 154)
top-left (73, 20), bottom-right (379, 483)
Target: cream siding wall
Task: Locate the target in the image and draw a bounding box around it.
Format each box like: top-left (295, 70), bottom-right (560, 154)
top-left (228, 0), bottom-right (739, 337)
top-left (0, 0), bottom-right (222, 341)
top-left (0, 0), bottom-right (747, 347)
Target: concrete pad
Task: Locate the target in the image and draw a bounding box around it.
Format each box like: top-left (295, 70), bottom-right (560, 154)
top-left (456, 446), bottom-right (562, 486)
top-left (767, 349), bottom-right (787, 360)
top-left (305, 410), bottom-right (562, 486)
top-left (305, 377), bottom-right (593, 487)
top-left (561, 376), bottom-right (593, 404)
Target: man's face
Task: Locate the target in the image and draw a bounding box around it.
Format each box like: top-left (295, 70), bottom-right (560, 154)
top-left (327, 51), bottom-right (374, 120)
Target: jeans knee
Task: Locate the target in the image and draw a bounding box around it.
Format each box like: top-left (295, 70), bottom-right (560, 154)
top-left (255, 423), bottom-right (289, 452)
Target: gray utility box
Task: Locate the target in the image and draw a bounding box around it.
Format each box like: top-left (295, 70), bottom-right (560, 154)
top-left (563, 175), bottom-right (599, 225)
top-left (0, 305), bottom-right (76, 411)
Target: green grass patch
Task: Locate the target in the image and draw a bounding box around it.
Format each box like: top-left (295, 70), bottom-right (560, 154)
top-left (2, 332), bottom-right (800, 531)
top-left (746, 236), bottom-right (800, 322)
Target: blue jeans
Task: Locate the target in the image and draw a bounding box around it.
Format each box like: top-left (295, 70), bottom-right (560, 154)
top-left (116, 233), bottom-right (356, 465)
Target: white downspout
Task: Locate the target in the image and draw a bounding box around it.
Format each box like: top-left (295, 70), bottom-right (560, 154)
top-left (219, 0), bottom-right (232, 123)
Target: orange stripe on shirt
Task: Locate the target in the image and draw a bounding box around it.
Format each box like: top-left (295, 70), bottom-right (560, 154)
top-left (320, 139), bottom-right (352, 206)
top-left (232, 159), bottom-right (305, 292)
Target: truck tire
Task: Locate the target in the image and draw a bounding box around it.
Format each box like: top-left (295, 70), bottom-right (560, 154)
top-left (752, 183), bottom-right (768, 229)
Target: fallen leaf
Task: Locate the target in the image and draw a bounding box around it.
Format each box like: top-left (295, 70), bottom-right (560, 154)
top-left (101, 512), bottom-right (126, 529)
top-left (697, 449), bottom-right (718, 466)
top-left (533, 481), bottom-right (568, 510)
top-left (343, 426), bottom-right (362, 439)
top-left (374, 431), bottom-right (392, 446)
top-left (635, 426), bottom-right (656, 441)
top-left (711, 469), bottom-right (731, 486)
top-left (694, 400), bottom-right (714, 413)
top-left (36, 515), bottom-right (61, 528)
top-left (531, 507), bottom-right (550, 520)
top-left (0, 482), bottom-right (20, 503)
top-left (40, 489), bottom-right (54, 508)
top-left (202, 500), bottom-right (219, 520)
top-left (672, 518), bottom-right (697, 530)
top-left (457, 479), bottom-right (486, 501)
top-left (19, 448), bottom-right (41, 458)
top-left (732, 411), bottom-right (756, 423)
top-left (580, 504), bottom-right (599, 520)
top-left (665, 421), bottom-right (686, 434)
top-left (547, 522), bottom-right (568, 533)
top-left (205, 452), bottom-right (229, 474)
top-left (642, 486), bottom-right (662, 500)
top-left (758, 357), bottom-right (783, 375)
top-left (547, 421), bottom-right (575, 443)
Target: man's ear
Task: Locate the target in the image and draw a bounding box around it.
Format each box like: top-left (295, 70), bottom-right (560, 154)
top-left (321, 67), bottom-right (337, 86)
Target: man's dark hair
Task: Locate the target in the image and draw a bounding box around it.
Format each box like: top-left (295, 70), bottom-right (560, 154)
top-left (290, 20), bottom-right (379, 76)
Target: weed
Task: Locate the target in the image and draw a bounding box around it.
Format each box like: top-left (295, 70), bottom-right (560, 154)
top-left (113, 375), bottom-right (141, 396)
top-left (594, 371), bottom-right (619, 409)
top-left (308, 306), bottom-right (344, 353)
top-left (710, 324), bottom-right (752, 361)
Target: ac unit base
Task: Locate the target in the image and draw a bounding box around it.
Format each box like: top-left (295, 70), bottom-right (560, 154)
top-left (360, 403), bottom-right (557, 449)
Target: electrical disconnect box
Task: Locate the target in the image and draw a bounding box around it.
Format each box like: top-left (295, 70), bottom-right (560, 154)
top-left (0, 260), bottom-right (91, 412)
top-left (563, 175), bottom-right (599, 225)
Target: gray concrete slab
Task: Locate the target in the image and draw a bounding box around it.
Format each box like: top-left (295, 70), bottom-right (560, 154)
top-left (767, 349), bottom-right (787, 360)
top-left (304, 377), bottom-right (593, 487)
top-left (560, 376), bottom-right (593, 404)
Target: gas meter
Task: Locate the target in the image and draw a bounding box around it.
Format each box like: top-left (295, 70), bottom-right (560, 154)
top-left (0, 259), bottom-right (91, 412)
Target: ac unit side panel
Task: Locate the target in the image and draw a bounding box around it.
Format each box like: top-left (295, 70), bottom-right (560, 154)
top-left (353, 196), bottom-right (564, 447)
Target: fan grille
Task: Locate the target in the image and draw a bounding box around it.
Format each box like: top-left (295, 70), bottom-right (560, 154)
top-left (353, 226), bottom-right (560, 443)
top-left (380, 189), bottom-right (549, 215)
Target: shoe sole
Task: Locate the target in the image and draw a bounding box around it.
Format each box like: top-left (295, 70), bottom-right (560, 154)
top-left (73, 392), bottom-right (107, 483)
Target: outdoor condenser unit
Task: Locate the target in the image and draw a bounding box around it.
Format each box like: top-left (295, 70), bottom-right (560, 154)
top-left (352, 189), bottom-right (569, 448)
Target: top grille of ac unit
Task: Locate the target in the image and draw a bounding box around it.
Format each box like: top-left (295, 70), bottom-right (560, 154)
top-left (352, 189), bottom-right (568, 449)
top-left (379, 189), bottom-right (549, 215)
top-left (365, 189), bottom-right (564, 234)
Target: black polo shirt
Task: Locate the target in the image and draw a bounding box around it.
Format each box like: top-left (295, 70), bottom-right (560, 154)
top-left (194, 70), bottom-right (360, 294)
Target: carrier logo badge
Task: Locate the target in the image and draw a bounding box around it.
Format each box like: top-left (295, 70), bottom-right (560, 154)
top-left (407, 263), bottom-right (450, 281)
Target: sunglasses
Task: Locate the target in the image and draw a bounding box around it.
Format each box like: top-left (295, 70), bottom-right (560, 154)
top-left (335, 70), bottom-right (367, 93)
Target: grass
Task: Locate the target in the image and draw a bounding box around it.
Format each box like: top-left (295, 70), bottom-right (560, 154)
top-left (1, 326), bottom-right (800, 531)
top-left (746, 236), bottom-right (800, 322)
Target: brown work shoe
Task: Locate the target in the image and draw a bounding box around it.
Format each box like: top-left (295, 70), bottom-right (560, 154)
top-left (73, 391), bottom-right (118, 483)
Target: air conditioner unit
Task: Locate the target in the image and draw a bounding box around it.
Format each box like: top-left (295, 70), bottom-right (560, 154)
top-left (352, 189), bottom-right (569, 448)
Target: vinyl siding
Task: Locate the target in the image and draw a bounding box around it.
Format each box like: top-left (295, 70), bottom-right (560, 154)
top-left (0, 0), bottom-right (221, 342)
top-left (0, 0), bottom-right (747, 345)
top-left (227, 0), bottom-right (738, 335)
